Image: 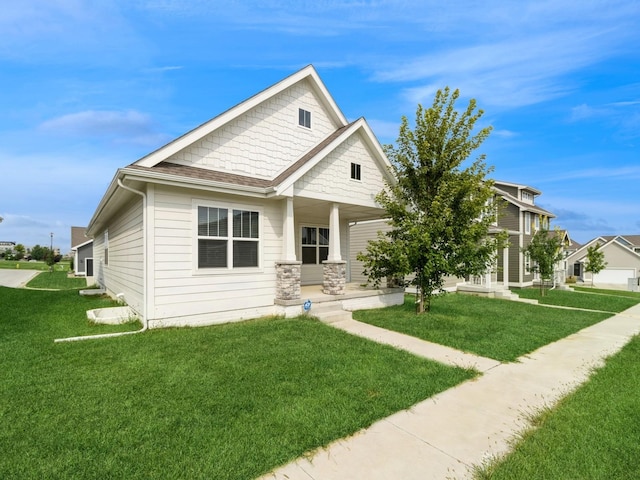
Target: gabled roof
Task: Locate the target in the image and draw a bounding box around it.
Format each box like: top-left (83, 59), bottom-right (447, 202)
top-left (494, 186), bottom-right (555, 217)
top-left (494, 180), bottom-right (542, 196)
top-left (602, 235), bottom-right (640, 248)
top-left (134, 65), bottom-right (348, 169)
top-left (122, 118), bottom-right (393, 195)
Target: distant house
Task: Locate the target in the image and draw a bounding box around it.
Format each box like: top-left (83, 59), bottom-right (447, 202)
top-left (493, 181), bottom-right (556, 287)
top-left (71, 226), bottom-right (93, 277)
top-left (85, 65), bottom-right (400, 328)
top-left (565, 235), bottom-right (640, 286)
top-left (349, 180), bottom-right (558, 292)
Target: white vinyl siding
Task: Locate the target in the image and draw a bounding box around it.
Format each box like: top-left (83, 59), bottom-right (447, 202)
top-left (96, 197), bottom-right (144, 315)
top-left (151, 185), bottom-right (281, 323)
top-left (294, 132), bottom-right (385, 206)
top-left (165, 80), bottom-right (338, 179)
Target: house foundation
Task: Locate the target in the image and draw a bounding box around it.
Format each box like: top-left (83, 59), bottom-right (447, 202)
top-left (276, 261), bottom-right (302, 300)
top-left (322, 260), bottom-right (347, 295)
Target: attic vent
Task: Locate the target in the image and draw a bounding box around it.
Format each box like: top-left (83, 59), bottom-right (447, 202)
top-left (298, 108), bottom-right (311, 128)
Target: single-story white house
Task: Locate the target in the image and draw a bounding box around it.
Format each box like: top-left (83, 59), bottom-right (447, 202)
top-left (86, 65), bottom-right (402, 328)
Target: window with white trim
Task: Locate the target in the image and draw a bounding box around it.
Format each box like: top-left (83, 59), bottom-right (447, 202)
top-left (524, 251), bottom-right (531, 274)
top-left (524, 212), bottom-right (531, 235)
top-left (298, 108), bottom-right (311, 128)
top-left (197, 206), bottom-right (259, 269)
top-left (301, 226), bottom-right (329, 264)
top-left (522, 191), bottom-right (533, 202)
top-left (350, 162), bottom-right (361, 180)
top-left (534, 214), bottom-right (540, 232)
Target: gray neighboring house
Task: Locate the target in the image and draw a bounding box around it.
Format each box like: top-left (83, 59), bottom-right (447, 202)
top-left (565, 235), bottom-right (640, 286)
top-left (350, 180), bottom-right (558, 291)
top-left (71, 226), bottom-right (93, 277)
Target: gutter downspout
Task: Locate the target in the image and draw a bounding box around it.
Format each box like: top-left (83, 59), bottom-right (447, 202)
top-left (55, 178), bottom-right (148, 342)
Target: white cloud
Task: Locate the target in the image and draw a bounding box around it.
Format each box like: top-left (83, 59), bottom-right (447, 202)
top-left (39, 110), bottom-right (172, 147)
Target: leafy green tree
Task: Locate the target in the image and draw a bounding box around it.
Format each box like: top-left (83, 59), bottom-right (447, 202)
top-left (585, 244), bottom-right (607, 287)
top-left (31, 245), bottom-right (45, 261)
top-left (522, 227), bottom-right (564, 295)
top-left (14, 244), bottom-right (25, 261)
top-left (358, 87), bottom-right (506, 313)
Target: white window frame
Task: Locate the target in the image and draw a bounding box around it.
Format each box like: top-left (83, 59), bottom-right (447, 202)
top-left (300, 225), bottom-right (330, 265)
top-left (193, 199), bottom-right (263, 275)
top-left (524, 212), bottom-right (531, 235)
top-left (298, 108), bottom-right (311, 129)
top-left (534, 214), bottom-right (540, 232)
top-left (350, 162), bottom-right (362, 181)
top-left (524, 251), bottom-right (531, 274)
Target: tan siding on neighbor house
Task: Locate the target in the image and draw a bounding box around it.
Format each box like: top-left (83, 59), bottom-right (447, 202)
top-left (498, 203), bottom-right (520, 231)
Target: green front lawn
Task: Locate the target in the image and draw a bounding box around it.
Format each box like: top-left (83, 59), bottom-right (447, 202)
top-left (514, 288), bottom-right (640, 312)
top-left (0, 287), bottom-right (475, 480)
top-left (353, 294), bottom-right (613, 362)
top-left (0, 260), bottom-right (70, 271)
top-left (573, 286), bottom-right (640, 298)
top-left (26, 270), bottom-right (88, 290)
top-left (475, 334), bottom-right (640, 479)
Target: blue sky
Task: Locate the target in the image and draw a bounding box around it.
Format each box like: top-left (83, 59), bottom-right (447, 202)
top-left (1, 0), bottom-right (639, 251)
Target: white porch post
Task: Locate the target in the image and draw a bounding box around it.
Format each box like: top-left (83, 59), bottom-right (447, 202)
top-left (503, 245), bottom-right (509, 289)
top-left (275, 196), bottom-right (301, 301)
top-left (323, 202), bottom-right (347, 295)
top-left (282, 196), bottom-right (296, 262)
top-left (327, 203), bottom-right (342, 261)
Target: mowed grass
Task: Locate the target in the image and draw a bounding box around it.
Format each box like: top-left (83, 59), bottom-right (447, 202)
top-left (0, 260), bottom-right (70, 271)
top-left (573, 285), bottom-right (640, 298)
top-left (26, 270), bottom-right (88, 290)
top-left (514, 287), bottom-right (640, 312)
top-left (0, 287), bottom-right (475, 480)
top-left (475, 335), bottom-right (640, 479)
top-left (353, 294), bottom-right (613, 362)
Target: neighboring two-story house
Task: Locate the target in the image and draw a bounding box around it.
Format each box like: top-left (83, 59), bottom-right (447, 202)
top-left (493, 181), bottom-right (556, 288)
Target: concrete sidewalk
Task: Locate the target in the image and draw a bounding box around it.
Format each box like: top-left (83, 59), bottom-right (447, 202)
top-left (260, 304), bottom-right (640, 480)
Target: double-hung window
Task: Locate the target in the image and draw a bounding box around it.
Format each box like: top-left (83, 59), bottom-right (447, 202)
top-left (301, 226), bottom-right (329, 264)
top-left (524, 212), bottom-right (531, 235)
top-left (197, 205), bottom-right (259, 269)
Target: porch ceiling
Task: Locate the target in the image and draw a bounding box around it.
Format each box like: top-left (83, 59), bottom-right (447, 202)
top-left (292, 197), bottom-right (386, 224)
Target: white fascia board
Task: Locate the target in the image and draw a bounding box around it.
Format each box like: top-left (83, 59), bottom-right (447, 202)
top-left (86, 170), bottom-right (125, 236)
top-left (274, 119), bottom-right (393, 195)
top-left (134, 65), bottom-right (347, 168)
top-left (120, 169), bottom-right (273, 197)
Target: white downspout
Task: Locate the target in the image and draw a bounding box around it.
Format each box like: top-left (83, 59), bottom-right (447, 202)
top-left (55, 178), bottom-right (148, 342)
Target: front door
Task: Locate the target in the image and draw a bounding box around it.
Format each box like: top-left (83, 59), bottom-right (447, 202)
top-left (300, 226), bottom-right (329, 285)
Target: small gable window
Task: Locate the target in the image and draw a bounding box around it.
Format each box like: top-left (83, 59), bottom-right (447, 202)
top-left (350, 162), bottom-right (361, 181)
top-left (298, 108), bottom-right (311, 128)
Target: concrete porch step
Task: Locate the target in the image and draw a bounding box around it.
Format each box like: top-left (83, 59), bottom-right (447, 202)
top-left (311, 302), bottom-right (353, 324)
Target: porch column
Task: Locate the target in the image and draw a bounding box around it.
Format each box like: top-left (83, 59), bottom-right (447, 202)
top-left (327, 203), bottom-right (341, 261)
top-left (282, 197), bottom-right (296, 262)
top-left (502, 245), bottom-right (509, 289)
top-left (276, 197), bottom-right (301, 300)
top-left (323, 202), bottom-right (346, 295)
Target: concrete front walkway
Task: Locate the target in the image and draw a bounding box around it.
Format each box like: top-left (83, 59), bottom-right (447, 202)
top-left (260, 304), bottom-right (640, 480)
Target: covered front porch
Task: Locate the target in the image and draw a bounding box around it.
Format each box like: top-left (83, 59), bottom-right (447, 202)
top-left (274, 283), bottom-right (405, 318)
top-left (275, 195), bottom-right (387, 301)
